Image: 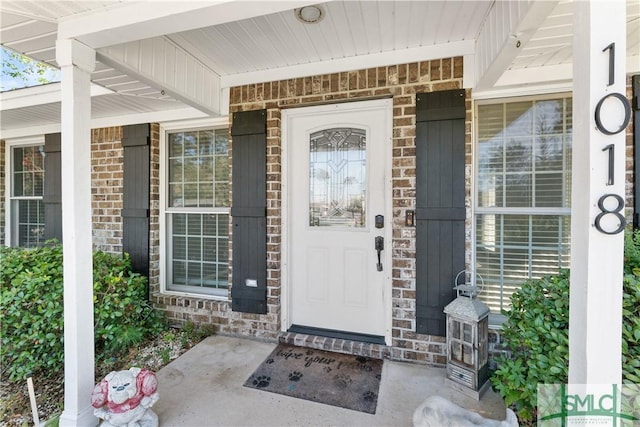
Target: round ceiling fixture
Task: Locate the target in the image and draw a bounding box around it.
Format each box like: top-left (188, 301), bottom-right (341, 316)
top-left (295, 5), bottom-right (324, 24)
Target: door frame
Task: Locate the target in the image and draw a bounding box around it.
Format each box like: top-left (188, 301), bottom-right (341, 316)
top-left (281, 98), bottom-right (394, 345)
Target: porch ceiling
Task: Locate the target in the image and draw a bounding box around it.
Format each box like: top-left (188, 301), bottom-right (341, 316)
top-left (1, 0), bottom-right (639, 137)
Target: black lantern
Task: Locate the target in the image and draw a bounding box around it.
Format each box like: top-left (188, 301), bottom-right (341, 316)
top-left (443, 271), bottom-right (490, 400)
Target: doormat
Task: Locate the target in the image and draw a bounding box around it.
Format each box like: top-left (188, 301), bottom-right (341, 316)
top-left (244, 343), bottom-right (383, 414)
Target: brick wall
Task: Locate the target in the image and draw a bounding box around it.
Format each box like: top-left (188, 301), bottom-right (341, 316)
top-left (224, 58), bottom-right (467, 364)
top-left (0, 131), bottom-right (125, 251)
top-left (2, 69), bottom-right (635, 367)
top-left (148, 59), bottom-right (468, 363)
top-left (91, 127), bottom-right (124, 254)
top-left (149, 123), bottom-right (161, 298)
top-left (148, 122), bottom-right (281, 339)
top-left (626, 74), bottom-right (635, 221)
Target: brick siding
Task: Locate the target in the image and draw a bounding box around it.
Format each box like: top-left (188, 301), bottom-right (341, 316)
top-left (626, 74), bottom-right (635, 221)
top-left (224, 58), bottom-right (466, 364)
top-left (1, 68), bottom-right (636, 368)
top-left (0, 131), bottom-right (125, 251)
top-left (91, 127), bottom-right (124, 254)
top-left (148, 123), bottom-right (161, 303)
top-left (149, 59), bottom-right (469, 363)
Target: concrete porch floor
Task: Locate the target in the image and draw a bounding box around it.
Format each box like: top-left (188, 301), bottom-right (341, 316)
top-left (153, 334), bottom-right (509, 426)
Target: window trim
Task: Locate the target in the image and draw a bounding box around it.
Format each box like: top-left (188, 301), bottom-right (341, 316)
top-left (159, 118), bottom-right (230, 300)
top-left (472, 94), bottom-right (572, 325)
top-left (4, 136), bottom-right (45, 247)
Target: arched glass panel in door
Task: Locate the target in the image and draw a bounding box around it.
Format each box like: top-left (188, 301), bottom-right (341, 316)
top-left (309, 127), bottom-right (366, 228)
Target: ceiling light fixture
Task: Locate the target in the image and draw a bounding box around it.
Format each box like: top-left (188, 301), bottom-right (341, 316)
top-left (295, 5), bottom-right (324, 24)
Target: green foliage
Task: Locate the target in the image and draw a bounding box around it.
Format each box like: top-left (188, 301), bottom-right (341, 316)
top-left (623, 230), bottom-right (640, 384)
top-left (1, 46), bottom-right (58, 90)
top-left (622, 276), bottom-right (640, 383)
top-left (0, 243), bottom-right (64, 382)
top-left (181, 319), bottom-right (216, 342)
top-left (624, 228), bottom-right (640, 275)
top-left (93, 252), bottom-right (165, 356)
top-left (0, 242), bottom-right (165, 382)
top-left (492, 228), bottom-right (640, 421)
top-left (44, 415), bottom-right (60, 427)
top-left (490, 271), bottom-right (570, 422)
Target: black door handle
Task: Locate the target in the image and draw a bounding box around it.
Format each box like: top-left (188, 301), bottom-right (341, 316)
top-left (375, 236), bottom-right (384, 271)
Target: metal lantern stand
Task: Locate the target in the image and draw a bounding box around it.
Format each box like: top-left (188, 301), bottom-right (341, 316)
top-left (443, 271), bottom-right (490, 400)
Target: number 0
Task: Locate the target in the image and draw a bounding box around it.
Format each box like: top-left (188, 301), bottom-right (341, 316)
top-left (594, 92), bottom-right (631, 135)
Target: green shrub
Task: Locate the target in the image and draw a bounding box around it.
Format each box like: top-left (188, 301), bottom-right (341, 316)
top-left (622, 230), bottom-right (640, 384)
top-left (0, 243), bottom-right (64, 382)
top-left (0, 242), bottom-right (165, 382)
top-left (490, 271), bottom-right (570, 422)
top-left (492, 228), bottom-right (640, 421)
top-left (93, 252), bottom-right (165, 356)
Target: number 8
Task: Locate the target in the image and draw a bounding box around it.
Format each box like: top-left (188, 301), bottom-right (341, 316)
top-left (594, 194), bottom-right (626, 235)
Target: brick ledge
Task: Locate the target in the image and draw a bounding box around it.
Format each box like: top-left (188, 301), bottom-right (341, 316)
top-left (278, 331), bottom-right (392, 360)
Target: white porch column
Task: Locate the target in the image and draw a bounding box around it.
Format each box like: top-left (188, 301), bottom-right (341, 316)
top-left (570, 1), bottom-right (626, 385)
top-left (55, 39), bottom-right (97, 427)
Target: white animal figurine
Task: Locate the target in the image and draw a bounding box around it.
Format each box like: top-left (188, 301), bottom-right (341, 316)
top-left (91, 367), bottom-right (159, 427)
top-left (413, 395), bottom-right (519, 427)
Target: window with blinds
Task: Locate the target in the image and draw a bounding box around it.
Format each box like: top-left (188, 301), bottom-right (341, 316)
top-left (165, 127), bottom-right (230, 297)
top-left (10, 144), bottom-right (46, 248)
top-left (475, 97), bottom-right (572, 316)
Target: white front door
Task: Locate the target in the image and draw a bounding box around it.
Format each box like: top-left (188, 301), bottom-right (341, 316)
top-left (283, 99), bottom-right (392, 340)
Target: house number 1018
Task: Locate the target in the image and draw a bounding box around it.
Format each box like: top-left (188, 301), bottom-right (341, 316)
top-left (594, 42), bottom-right (631, 235)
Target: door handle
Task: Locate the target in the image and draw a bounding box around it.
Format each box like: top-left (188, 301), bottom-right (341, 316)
top-left (375, 236), bottom-right (384, 271)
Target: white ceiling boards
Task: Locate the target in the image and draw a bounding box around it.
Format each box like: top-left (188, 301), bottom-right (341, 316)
top-left (1, 0), bottom-right (639, 136)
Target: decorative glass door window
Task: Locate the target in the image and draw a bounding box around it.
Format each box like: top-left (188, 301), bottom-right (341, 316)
top-left (309, 128), bottom-right (366, 228)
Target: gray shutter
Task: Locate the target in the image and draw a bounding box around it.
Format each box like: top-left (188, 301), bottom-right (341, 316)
top-left (415, 89), bottom-right (466, 336)
top-left (633, 75), bottom-right (640, 228)
top-left (122, 124), bottom-right (150, 278)
top-left (44, 133), bottom-right (62, 242)
top-left (230, 109), bottom-right (267, 314)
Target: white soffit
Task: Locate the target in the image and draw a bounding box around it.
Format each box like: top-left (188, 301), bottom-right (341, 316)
top-left (0, 92), bottom-right (206, 139)
top-left (509, 1), bottom-right (574, 70)
top-left (1, 0), bottom-right (639, 126)
top-left (497, 0), bottom-right (640, 88)
top-left (625, 0), bottom-right (640, 73)
top-left (473, 0), bottom-right (561, 91)
top-left (0, 2), bottom-right (128, 63)
top-left (97, 36), bottom-right (222, 116)
top-left (170, 0), bottom-right (492, 86)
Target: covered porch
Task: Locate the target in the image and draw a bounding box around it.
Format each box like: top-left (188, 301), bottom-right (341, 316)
top-left (152, 334), bottom-right (508, 426)
top-left (0, 1), bottom-right (638, 425)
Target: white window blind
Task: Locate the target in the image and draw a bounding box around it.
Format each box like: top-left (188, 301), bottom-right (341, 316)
top-left (10, 144), bottom-right (45, 248)
top-left (475, 97), bottom-right (572, 314)
top-left (165, 128), bottom-right (230, 296)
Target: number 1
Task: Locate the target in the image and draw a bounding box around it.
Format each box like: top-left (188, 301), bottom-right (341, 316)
top-left (603, 144), bottom-right (614, 185)
top-left (603, 43), bottom-right (615, 86)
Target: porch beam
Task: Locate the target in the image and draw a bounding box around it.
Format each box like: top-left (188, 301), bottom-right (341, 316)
top-left (569, 0), bottom-right (626, 385)
top-left (473, 0), bottom-right (558, 91)
top-left (55, 38), bottom-right (98, 427)
top-left (0, 83), bottom-right (111, 111)
top-left (97, 37), bottom-right (222, 116)
top-left (0, 106), bottom-right (207, 140)
top-left (221, 40), bottom-right (474, 88)
top-left (494, 63), bottom-right (573, 87)
top-left (58, 0), bottom-right (325, 49)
